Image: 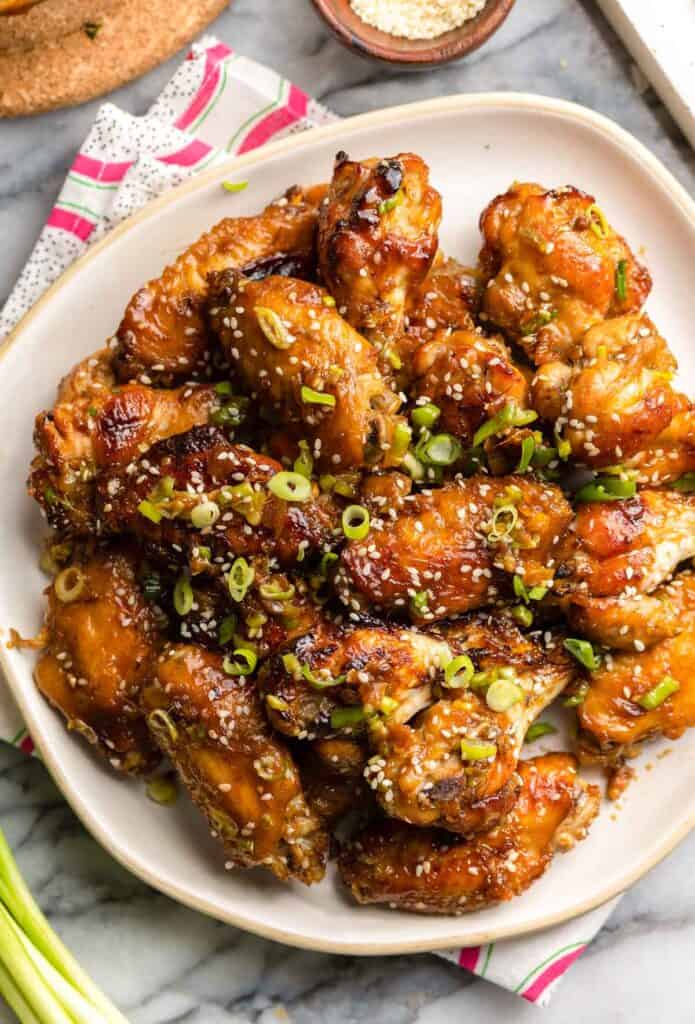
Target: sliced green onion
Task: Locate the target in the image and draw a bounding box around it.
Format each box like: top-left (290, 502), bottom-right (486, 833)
top-left (575, 477), bottom-right (636, 503)
top-left (402, 451), bottom-right (425, 481)
top-left (638, 674), bottom-right (680, 710)
top-left (281, 652), bottom-right (302, 679)
top-left (672, 473), bottom-right (695, 493)
top-left (488, 503), bottom-right (518, 541)
top-left (564, 637), bottom-right (601, 671)
top-left (557, 438), bottom-right (572, 460)
top-left (147, 708), bottom-right (179, 743)
top-left (587, 203), bottom-right (609, 238)
top-left (54, 567), bottom-right (85, 604)
top-left (517, 436), bottom-right (535, 473)
top-left (227, 557), bottom-right (254, 602)
top-left (378, 189), bottom-right (403, 215)
top-left (215, 381), bottom-right (233, 395)
top-left (528, 585), bottom-right (548, 601)
top-left (323, 295), bottom-right (336, 307)
top-left (220, 481), bottom-right (265, 525)
top-left (531, 443), bottom-right (558, 468)
top-left (259, 581), bottom-right (296, 602)
top-left (460, 739), bottom-right (497, 761)
top-left (380, 696), bottom-right (399, 716)
top-left (511, 605), bottom-right (533, 627)
top-left (411, 403), bottom-right (441, 431)
top-left (191, 500), bottom-right (220, 529)
top-left (211, 396), bottom-right (249, 428)
top-left (301, 664), bottom-right (346, 690)
top-left (563, 681), bottom-right (590, 707)
top-left (473, 404), bottom-right (538, 448)
top-left (301, 385), bottom-right (335, 408)
top-left (342, 505), bottom-right (370, 541)
top-left (266, 694), bottom-right (290, 712)
top-left (319, 474), bottom-right (336, 493)
top-left (391, 421), bottom-right (412, 460)
top-left (146, 776), bottom-right (178, 806)
top-left (486, 678), bottom-right (524, 712)
top-left (416, 433), bottom-right (463, 467)
top-left (330, 706), bottom-right (366, 729)
top-left (173, 576), bottom-right (193, 616)
top-left (222, 180), bottom-right (248, 192)
top-left (384, 347), bottom-right (403, 370)
top-left (513, 575), bottom-right (528, 601)
top-left (294, 441), bottom-right (314, 479)
top-left (268, 471), bottom-right (312, 503)
top-left (320, 551), bottom-right (338, 576)
top-left (218, 615), bottom-right (236, 646)
top-left (194, 545), bottom-right (211, 562)
top-left (520, 308), bottom-right (558, 336)
top-left (223, 648), bottom-right (258, 676)
top-left (615, 259), bottom-right (628, 301)
top-left (410, 590), bottom-right (429, 615)
top-left (137, 499), bottom-right (163, 524)
top-left (443, 655), bottom-right (475, 689)
top-left (255, 306), bottom-right (295, 349)
top-left (525, 721), bottom-right (557, 742)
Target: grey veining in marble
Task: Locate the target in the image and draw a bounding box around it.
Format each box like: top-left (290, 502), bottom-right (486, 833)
top-left (1, 1), bottom-right (694, 1020)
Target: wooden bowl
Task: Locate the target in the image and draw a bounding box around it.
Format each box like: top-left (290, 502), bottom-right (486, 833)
top-left (310, 0), bottom-right (515, 67)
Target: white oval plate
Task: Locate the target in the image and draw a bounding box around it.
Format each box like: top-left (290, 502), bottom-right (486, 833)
top-left (1, 94), bottom-right (694, 955)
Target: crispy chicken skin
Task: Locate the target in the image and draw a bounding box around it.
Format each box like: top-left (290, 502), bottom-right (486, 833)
top-left (262, 615), bottom-right (575, 834)
top-left (30, 351), bottom-right (219, 534)
top-left (339, 754), bottom-right (600, 913)
top-left (404, 253), bottom-right (479, 344)
top-left (97, 425), bottom-right (338, 567)
top-left (114, 185), bottom-right (326, 385)
top-left (318, 152), bottom-right (442, 353)
top-left (577, 626), bottom-right (695, 763)
top-left (531, 315), bottom-right (681, 465)
top-left (208, 272), bottom-right (407, 472)
top-left (479, 183), bottom-right (651, 365)
top-left (623, 404), bottom-right (695, 485)
top-left (564, 571), bottom-right (695, 651)
top-left (336, 477), bottom-right (573, 622)
top-left (565, 489), bottom-right (695, 598)
top-left (35, 545), bottom-right (161, 774)
top-left (143, 644), bottom-right (328, 883)
top-left (412, 328), bottom-right (530, 445)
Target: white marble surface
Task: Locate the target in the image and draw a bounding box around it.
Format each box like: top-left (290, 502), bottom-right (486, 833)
top-left (1, 0), bottom-right (694, 1019)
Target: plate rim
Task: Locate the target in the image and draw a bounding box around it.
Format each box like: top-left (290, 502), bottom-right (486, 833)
top-left (2, 91), bottom-right (694, 955)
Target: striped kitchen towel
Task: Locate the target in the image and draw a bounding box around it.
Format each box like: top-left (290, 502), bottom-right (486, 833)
top-left (0, 37), bottom-right (618, 1005)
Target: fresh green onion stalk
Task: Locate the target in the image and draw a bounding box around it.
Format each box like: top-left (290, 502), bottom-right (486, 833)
top-left (0, 828), bottom-right (129, 1023)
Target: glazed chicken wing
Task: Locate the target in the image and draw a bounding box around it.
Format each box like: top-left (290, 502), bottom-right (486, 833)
top-left (623, 404), bottom-right (695, 485)
top-left (412, 328), bottom-right (529, 446)
top-left (577, 625), bottom-right (695, 764)
top-left (29, 349), bottom-right (219, 534)
top-left (336, 476), bottom-right (573, 622)
top-left (479, 182), bottom-right (651, 364)
top-left (531, 314), bottom-right (680, 465)
top-left (35, 545), bottom-right (162, 774)
top-left (208, 272), bottom-right (407, 471)
top-left (114, 185), bottom-right (326, 385)
top-left (565, 489), bottom-right (695, 598)
top-left (317, 152), bottom-right (442, 356)
top-left (143, 644), bottom-right (328, 883)
top-left (97, 425), bottom-right (338, 568)
top-left (339, 754), bottom-right (600, 913)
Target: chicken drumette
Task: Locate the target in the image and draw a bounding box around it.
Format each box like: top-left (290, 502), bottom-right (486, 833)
top-left (35, 544), bottom-right (162, 774)
top-left (339, 754), bottom-right (600, 913)
top-left (143, 644), bottom-right (328, 883)
top-left (479, 182), bottom-right (651, 365)
top-left (114, 184), bottom-right (326, 385)
top-left (336, 476), bottom-right (573, 622)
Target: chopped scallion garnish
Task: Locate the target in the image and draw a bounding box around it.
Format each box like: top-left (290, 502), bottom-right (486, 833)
top-left (564, 638), bottom-right (601, 671)
top-left (342, 505), bottom-right (370, 541)
top-left (443, 654), bottom-right (474, 689)
top-left (301, 385), bottom-right (335, 408)
top-left (222, 180), bottom-right (248, 193)
top-left (268, 471), bottom-right (312, 503)
top-left (575, 476), bottom-right (636, 503)
top-left (638, 674), bottom-right (680, 710)
top-left (615, 259), bottom-right (628, 301)
top-left (223, 648), bottom-right (258, 676)
top-left (473, 404), bottom-right (537, 448)
top-left (330, 706), bottom-right (366, 730)
top-left (411, 402), bottom-right (441, 432)
top-left (173, 576), bottom-right (193, 616)
top-left (227, 557), bottom-right (254, 602)
top-left (525, 721), bottom-right (557, 742)
top-left (460, 739), bottom-right (497, 761)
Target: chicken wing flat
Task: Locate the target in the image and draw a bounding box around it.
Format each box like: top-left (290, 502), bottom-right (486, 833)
top-left (317, 152), bottom-right (442, 354)
top-left (114, 185), bottom-right (326, 385)
top-left (29, 350), bottom-right (219, 535)
top-left (336, 476), bottom-right (573, 622)
top-left (208, 272), bottom-right (407, 471)
top-left (565, 489), bottom-right (695, 598)
top-left (412, 328), bottom-right (530, 446)
top-left (531, 314), bottom-right (681, 466)
top-left (97, 425), bottom-right (338, 568)
top-left (339, 754), bottom-right (600, 913)
top-left (479, 183), bottom-right (651, 364)
top-left (577, 625), bottom-right (695, 764)
top-left (34, 544), bottom-right (162, 774)
top-left (623, 404), bottom-right (695, 486)
top-left (143, 644), bottom-right (328, 883)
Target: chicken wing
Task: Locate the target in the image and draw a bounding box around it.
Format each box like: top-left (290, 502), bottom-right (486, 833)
top-left (565, 489), bottom-right (695, 598)
top-left (207, 272), bottom-right (407, 472)
top-left (143, 644), bottom-right (328, 883)
top-left (531, 314), bottom-right (680, 465)
top-left (114, 185), bottom-right (326, 385)
top-left (34, 544), bottom-right (162, 774)
top-left (29, 349), bottom-right (219, 535)
top-left (317, 152), bottom-right (442, 354)
top-left (576, 625), bottom-right (695, 764)
top-left (339, 754), bottom-right (600, 913)
top-left (97, 425), bottom-right (338, 568)
top-left (623, 404), bottom-right (695, 486)
top-left (336, 476), bottom-right (573, 622)
top-left (479, 183), bottom-right (651, 364)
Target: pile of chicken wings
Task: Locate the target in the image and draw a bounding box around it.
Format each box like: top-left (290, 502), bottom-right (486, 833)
top-left (28, 150), bottom-right (695, 914)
